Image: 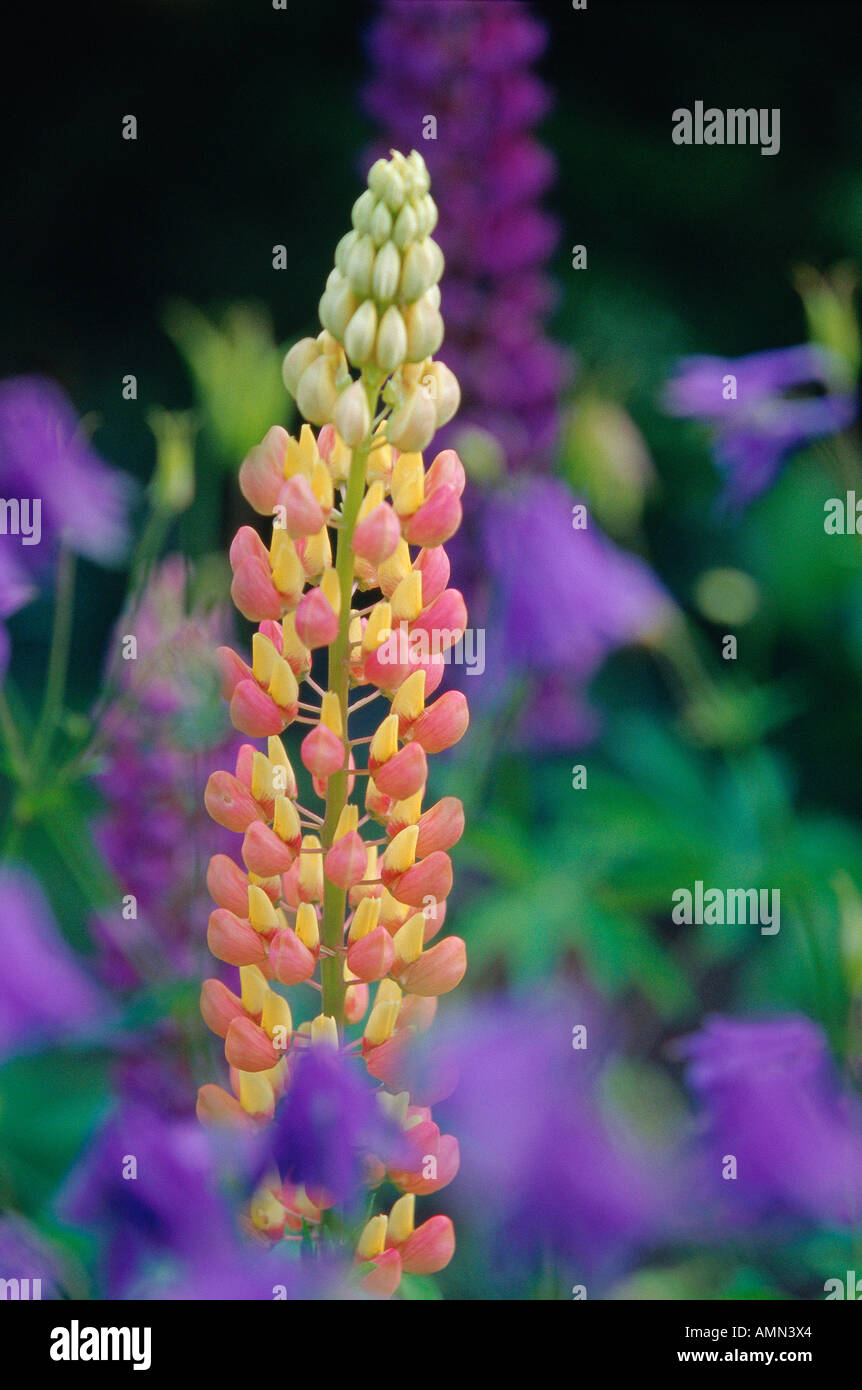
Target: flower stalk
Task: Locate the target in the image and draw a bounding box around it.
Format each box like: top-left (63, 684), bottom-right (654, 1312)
top-left (320, 380), bottom-right (378, 1027)
top-left (199, 151), bottom-right (469, 1295)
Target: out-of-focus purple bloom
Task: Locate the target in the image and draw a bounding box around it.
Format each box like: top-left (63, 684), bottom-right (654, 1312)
top-left (664, 345), bottom-right (857, 507)
top-left (90, 558), bottom-right (242, 988)
top-left (480, 478), bottom-right (672, 747)
top-left (258, 1048), bottom-right (406, 1207)
top-left (0, 375), bottom-right (133, 565)
top-left (0, 1215), bottom-right (69, 1298)
top-left (134, 1246), bottom-right (351, 1301)
top-left (365, 0), bottom-right (569, 471)
top-left (56, 1100), bottom-right (242, 1297)
top-left (55, 1084), bottom-right (372, 1301)
top-left (681, 1014), bottom-right (862, 1228)
top-left (0, 866), bottom-right (105, 1060)
top-left (395, 992), bottom-right (680, 1287)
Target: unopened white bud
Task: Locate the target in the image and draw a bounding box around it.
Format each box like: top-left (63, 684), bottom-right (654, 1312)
top-left (345, 233), bottom-right (376, 299)
top-left (426, 238), bottom-right (444, 286)
top-left (400, 240), bottom-right (434, 304)
top-left (382, 166), bottom-right (406, 213)
top-left (296, 353), bottom-right (339, 425)
top-left (416, 194), bottom-right (438, 238)
top-left (372, 241), bottom-right (402, 303)
top-left (317, 330), bottom-right (341, 355)
top-left (351, 188), bottom-right (377, 232)
top-left (319, 272), bottom-right (358, 340)
top-left (334, 229), bottom-right (359, 274)
top-left (282, 337), bottom-right (322, 398)
top-left (404, 295), bottom-right (444, 362)
top-left (423, 360), bottom-right (461, 427)
top-left (375, 305), bottom-right (409, 373)
top-left (387, 384), bottom-right (437, 452)
top-left (392, 203), bottom-right (419, 250)
top-left (370, 201), bottom-right (393, 248)
top-left (367, 158), bottom-right (391, 198)
top-left (344, 300), bottom-right (378, 367)
top-left (407, 150), bottom-right (430, 196)
top-left (333, 379), bottom-right (371, 447)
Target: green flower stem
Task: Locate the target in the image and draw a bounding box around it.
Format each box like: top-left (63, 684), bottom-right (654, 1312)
top-left (0, 685), bottom-right (27, 783)
top-left (29, 547), bottom-right (77, 784)
top-left (0, 680), bottom-right (35, 856)
top-left (320, 375), bottom-right (379, 1028)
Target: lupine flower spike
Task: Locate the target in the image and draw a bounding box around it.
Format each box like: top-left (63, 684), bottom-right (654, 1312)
top-left (200, 151), bottom-right (467, 1295)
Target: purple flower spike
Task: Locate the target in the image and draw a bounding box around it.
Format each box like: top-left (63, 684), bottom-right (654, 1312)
top-left (365, 0), bottom-right (570, 472)
top-left (90, 557), bottom-right (243, 989)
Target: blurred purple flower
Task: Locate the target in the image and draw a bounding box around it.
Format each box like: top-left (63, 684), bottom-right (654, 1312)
top-left (0, 375), bottom-right (133, 566)
top-left (664, 345), bottom-right (857, 507)
top-left (259, 1047), bottom-right (405, 1207)
top-left (365, 0), bottom-right (569, 471)
top-left (396, 992), bottom-right (681, 1284)
top-left (681, 1014), bottom-right (862, 1228)
top-left (56, 1099), bottom-right (241, 1296)
top-left (89, 558), bottom-right (242, 989)
top-left (479, 477), bottom-right (672, 747)
top-left (134, 1245), bottom-right (350, 1301)
top-left (0, 866), bottom-right (105, 1060)
top-left (59, 1058), bottom-right (409, 1300)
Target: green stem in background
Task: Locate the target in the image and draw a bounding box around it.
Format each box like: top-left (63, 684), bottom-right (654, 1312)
top-left (650, 610), bottom-right (716, 709)
top-left (28, 547), bottom-right (77, 783)
top-left (320, 375), bottom-right (379, 1028)
top-left (42, 812), bottom-right (120, 916)
top-left (0, 817), bottom-right (23, 861)
top-left (455, 677), bottom-right (529, 824)
top-left (127, 502), bottom-right (174, 611)
top-left (0, 685), bottom-right (27, 783)
top-left (0, 681), bottom-right (35, 857)
top-left (1, 493), bottom-right (173, 857)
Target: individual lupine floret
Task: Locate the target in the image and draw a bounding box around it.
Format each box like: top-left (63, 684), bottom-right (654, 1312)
top-left (200, 151), bottom-right (468, 1297)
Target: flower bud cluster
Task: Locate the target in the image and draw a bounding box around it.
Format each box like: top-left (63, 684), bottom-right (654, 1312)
top-left (282, 151), bottom-right (460, 455)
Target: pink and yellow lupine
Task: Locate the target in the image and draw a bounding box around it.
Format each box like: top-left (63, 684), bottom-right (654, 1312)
top-left (198, 151), bottom-right (468, 1295)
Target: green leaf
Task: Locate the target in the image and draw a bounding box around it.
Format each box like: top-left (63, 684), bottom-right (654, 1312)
top-left (0, 1048), bottom-right (111, 1213)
